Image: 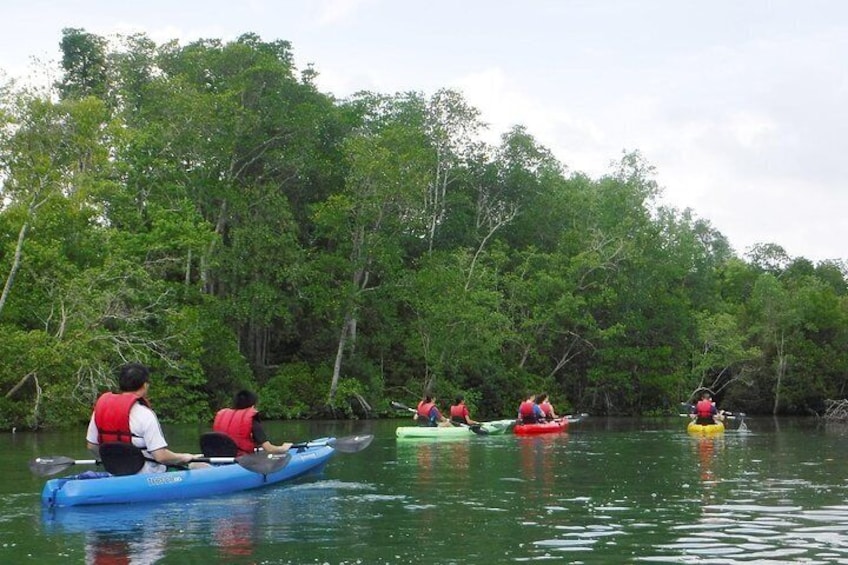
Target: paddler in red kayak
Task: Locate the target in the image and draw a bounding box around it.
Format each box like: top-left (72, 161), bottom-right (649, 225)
top-left (517, 393), bottom-right (545, 424)
top-left (537, 393), bottom-right (559, 421)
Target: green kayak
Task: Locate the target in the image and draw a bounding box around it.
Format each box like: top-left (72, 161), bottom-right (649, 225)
top-left (396, 419), bottom-right (515, 439)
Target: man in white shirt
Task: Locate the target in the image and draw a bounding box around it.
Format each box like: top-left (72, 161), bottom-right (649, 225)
top-left (86, 363), bottom-right (205, 473)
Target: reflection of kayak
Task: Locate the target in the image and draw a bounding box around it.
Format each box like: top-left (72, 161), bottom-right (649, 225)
top-left (42, 438), bottom-right (336, 508)
top-left (687, 421), bottom-right (725, 434)
top-left (513, 420), bottom-right (568, 435)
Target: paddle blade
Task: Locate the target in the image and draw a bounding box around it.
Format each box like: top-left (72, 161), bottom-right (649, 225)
top-left (391, 401), bottom-right (415, 413)
top-left (469, 425), bottom-right (488, 436)
top-left (29, 456), bottom-right (77, 477)
top-left (330, 434), bottom-right (374, 453)
top-left (236, 451), bottom-right (291, 475)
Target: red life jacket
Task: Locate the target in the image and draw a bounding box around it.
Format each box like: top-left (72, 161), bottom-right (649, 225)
top-left (518, 400), bottom-right (537, 419)
top-left (417, 401), bottom-right (435, 419)
top-left (213, 407), bottom-right (258, 455)
top-left (450, 404), bottom-right (468, 421)
top-left (540, 402), bottom-right (554, 418)
top-left (93, 392), bottom-right (150, 445)
top-left (696, 399), bottom-right (714, 418)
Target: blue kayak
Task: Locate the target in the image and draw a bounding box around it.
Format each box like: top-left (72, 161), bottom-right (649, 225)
top-left (42, 438), bottom-right (335, 508)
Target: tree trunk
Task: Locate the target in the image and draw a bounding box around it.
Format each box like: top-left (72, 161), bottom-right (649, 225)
top-left (773, 332), bottom-right (786, 415)
top-left (0, 220), bottom-right (30, 320)
top-left (328, 313), bottom-right (355, 404)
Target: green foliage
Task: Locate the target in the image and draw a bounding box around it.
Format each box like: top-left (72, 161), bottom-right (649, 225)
top-left (0, 29), bottom-right (847, 430)
top-left (259, 362), bottom-right (328, 419)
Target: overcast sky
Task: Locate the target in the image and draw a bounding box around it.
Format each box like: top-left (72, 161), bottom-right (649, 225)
top-left (2, 0), bottom-right (846, 263)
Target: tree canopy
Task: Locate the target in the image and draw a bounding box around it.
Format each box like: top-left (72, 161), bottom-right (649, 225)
top-left (1, 30), bottom-right (846, 428)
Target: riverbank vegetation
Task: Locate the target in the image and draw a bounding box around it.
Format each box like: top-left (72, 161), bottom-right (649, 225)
top-left (1, 30), bottom-right (846, 429)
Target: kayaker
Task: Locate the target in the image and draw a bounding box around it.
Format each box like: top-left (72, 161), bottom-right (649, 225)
top-left (86, 363), bottom-right (208, 473)
top-left (213, 389), bottom-right (293, 455)
top-left (517, 393), bottom-right (545, 424)
top-left (415, 395), bottom-right (449, 427)
top-left (693, 392), bottom-right (723, 425)
top-left (537, 393), bottom-right (559, 421)
top-left (449, 395), bottom-right (479, 426)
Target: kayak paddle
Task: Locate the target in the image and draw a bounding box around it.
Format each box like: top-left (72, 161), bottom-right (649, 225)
top-left (391, 400), bottom-right (416, 413)
top-left (29, 456), bottom-right (98, 477)
top-left (291, 434), bottom-right (374, 454)
top-left (451, 421), bottom-right (488, 435)
top-left (28, 451), bottom-right (291, 477)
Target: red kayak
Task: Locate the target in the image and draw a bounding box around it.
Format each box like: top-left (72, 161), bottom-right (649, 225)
top-left (513, 419), bottom-right (568, 435)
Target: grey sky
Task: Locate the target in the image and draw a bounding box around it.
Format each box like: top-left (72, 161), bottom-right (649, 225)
top-left (2, 0), bottom-right (846, 263)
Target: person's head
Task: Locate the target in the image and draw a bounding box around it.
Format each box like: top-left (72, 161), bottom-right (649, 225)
top-left (537, 393), bottom-right (548, 403)
top-left (526, 392), bottom-right (536, 401)
top-left (423, 395), bottom-right (433, 403)
top-left (455, 395), bottom-right (464, 405)
top-left (233, 390), bottom-right (258, 410)
top-left (701, 392), bottom-right (711, 401)
top-left (118, 363), bottom-right (150, 393)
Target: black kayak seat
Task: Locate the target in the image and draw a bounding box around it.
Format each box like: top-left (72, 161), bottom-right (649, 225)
top-left (98, 442), bottom-right (146, 476)
top-left (200, 432), bottom-right (239, 457)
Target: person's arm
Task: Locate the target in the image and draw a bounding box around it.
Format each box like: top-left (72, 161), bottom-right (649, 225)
top-left (260, 440), bottom-right (292, 454)
top-left (85, 415), bottom-right (100, 456)
top-left (253, 419), bottom-right (291, 454)
top-left (432, 407), bottom-right (450, 425)
top-left (149, 447), bottom-right (197, 466)
top-left (138, 406), bottom-right (204, 467)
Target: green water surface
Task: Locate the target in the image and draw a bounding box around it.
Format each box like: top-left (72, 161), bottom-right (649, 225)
top-left (3, 417), bottom-right (847, 564)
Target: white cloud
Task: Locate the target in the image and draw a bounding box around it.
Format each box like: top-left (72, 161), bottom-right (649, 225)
top-left (315, 0), bottom-right (374, 26)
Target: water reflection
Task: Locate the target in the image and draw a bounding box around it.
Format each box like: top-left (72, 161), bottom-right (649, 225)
top-left (517, 434), bottom-right (561, 495)
top-left (41, 477), bottom-right (375, 563)
top-left (694, 434), bottom-right (724, 490)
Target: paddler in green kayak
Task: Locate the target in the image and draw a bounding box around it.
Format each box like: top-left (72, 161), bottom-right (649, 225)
top-left (415, 395), bottom-right (451, 427)
top-left (449, 395), bottom-right (480, 426)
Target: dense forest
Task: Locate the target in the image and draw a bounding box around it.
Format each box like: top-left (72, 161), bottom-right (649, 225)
top-left (0, 30), bottom-right (846, 429)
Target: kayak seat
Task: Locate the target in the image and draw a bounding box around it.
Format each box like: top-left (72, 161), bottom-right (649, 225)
top-left (98, 442), bottom-right (146, 476)
top-left (200, 432), bottom-right (239, 457)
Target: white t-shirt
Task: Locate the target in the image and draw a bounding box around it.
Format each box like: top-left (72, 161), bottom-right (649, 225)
top-left (86, 402), bottom-right (169, 474)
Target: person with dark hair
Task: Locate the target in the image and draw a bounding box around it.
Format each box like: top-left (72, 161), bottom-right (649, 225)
top-left (415, 395), bottom-right (449, 427)
top-left (86, 363), bottom-right (206, 473)
top-left (213, 390), bottom-right (292, 455)
top-left (537, 393), bottom-right (559, 421)
top-left (449, 395), bottom-right (479, 426)
top-left (517, 392), bottom-right (545, 424)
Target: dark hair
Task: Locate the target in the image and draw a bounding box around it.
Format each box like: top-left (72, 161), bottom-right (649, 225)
top-left (118, 363), bottom-right (150, 392)
top-left (537, 393), bottom-right (548, 403)
top-left (234, 390), bottom-right (258, 410)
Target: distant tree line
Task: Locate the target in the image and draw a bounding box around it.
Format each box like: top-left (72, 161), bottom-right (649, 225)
top-left (0, 30), bottom-right (846, 429)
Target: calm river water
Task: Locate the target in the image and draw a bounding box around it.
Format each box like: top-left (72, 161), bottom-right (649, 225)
top-left (2, 417), bottom-right (848, 564)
